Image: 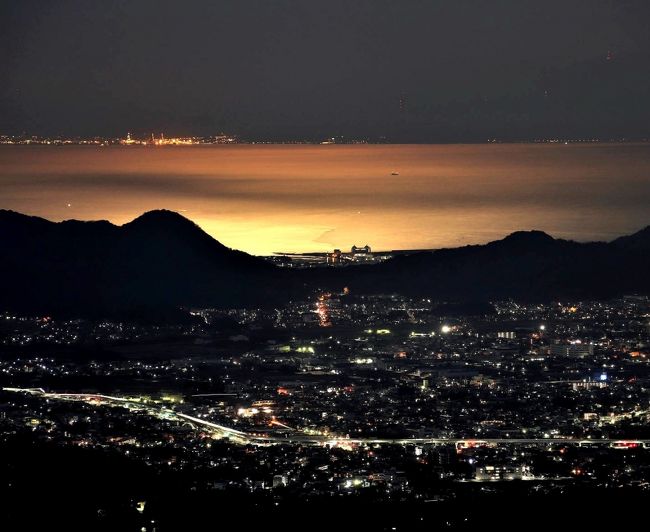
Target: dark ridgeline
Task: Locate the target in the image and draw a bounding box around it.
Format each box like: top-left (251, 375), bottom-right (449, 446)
top-left (0, 209), bottom-right (280, 318)
top-left (344, 228), bottom-right (650, 301)
top-left (1, 209), bottom-right (649, 317)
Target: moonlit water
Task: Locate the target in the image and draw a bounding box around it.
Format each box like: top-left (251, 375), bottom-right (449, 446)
top-left (1, 143), bottom-right (649, 255)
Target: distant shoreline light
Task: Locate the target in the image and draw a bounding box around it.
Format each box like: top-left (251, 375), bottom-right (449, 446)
top-left (1, 133), bottom-right (650, 146)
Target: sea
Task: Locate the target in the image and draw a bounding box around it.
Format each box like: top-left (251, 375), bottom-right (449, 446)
top-left (1, 143), bottom-right (649, 255)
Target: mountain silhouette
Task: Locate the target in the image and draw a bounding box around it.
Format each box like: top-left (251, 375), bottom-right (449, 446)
top-left (612, 226), bottom-right (650, 253)
top-left (1, 209), bottom-right (649, 317)
top-left (326, 227), bottom-right (650, 301)
top-left (0, 209), bottom-right (278, 317)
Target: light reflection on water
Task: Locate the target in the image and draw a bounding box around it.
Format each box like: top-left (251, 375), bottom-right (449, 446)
top-left (1, 143), bottom-right (649, 254)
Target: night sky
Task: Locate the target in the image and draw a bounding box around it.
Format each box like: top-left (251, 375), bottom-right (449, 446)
top-left (2, 0), bottom-right (649, 140)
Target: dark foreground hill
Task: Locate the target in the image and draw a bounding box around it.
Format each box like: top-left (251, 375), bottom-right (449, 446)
top-left (0, 209), bottom-right (282, 317)
top-left (1, 209), bottom-right (649, 317)
top-left (321, 228), bottom-right (650, 301)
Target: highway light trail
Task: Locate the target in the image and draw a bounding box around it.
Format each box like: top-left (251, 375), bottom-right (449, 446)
top-left (5, 387), bottom-right (650, 449)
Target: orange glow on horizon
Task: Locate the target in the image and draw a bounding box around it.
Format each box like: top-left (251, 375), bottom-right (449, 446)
top-left (1, 144), bottom-right (649, 255)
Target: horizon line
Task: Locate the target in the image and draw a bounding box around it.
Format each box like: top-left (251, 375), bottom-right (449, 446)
top-left (2, 208), bottom-right (648, 257)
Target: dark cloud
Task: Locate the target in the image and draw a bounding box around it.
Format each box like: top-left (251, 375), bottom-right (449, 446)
top-left (2, 0), bottom-right (649, 139)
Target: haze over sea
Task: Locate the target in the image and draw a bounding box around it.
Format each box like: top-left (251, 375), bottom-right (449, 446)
top-left (1, 143), bottom-right (649, 255)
